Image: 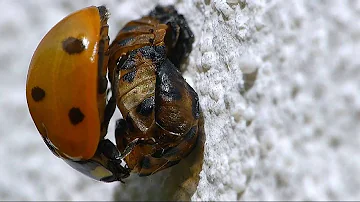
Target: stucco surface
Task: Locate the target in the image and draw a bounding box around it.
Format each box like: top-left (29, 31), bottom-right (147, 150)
top-left (0, 0), bottom-right (359, 200)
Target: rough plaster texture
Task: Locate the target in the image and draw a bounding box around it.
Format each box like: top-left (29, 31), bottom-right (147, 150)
top-left (0, 0), bottom-right (359, 200)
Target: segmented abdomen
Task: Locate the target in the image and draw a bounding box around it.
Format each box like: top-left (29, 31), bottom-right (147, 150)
top-left (108, 17), bottom-right (168, 138)
top-left (108, 17), bottom-right (167, 82)
top-left (108, 6), bottom-right (200, 174)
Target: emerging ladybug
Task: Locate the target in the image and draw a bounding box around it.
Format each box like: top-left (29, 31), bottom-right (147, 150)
top-left (26, 6), bottom-right (130, 182)
top-left (108, 5), bottom-right (204, 176)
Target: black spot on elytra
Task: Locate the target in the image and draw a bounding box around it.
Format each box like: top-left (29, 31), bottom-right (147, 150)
top-left (31, 86), bottom-right (45, 102)
top-left (68, 107), bottom-right (84, 125)
top-left (136, 96), bottom-right (155, 116)
top-left (122, 71), bottom-right (136, 82)
top-left (62, 37), bottom-right (85, 54)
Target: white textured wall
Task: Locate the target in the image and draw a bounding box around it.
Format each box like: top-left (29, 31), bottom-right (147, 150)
top-left (1, 0), bottom-right (359, 200)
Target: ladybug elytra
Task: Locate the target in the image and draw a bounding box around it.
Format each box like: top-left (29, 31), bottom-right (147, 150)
top-left (26, 6), bottom-right (129, 182)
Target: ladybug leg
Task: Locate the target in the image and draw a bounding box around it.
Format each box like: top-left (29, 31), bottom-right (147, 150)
top-left (96, 139), bottom-right (131, 182)
top-left (101, 95), bottom-right (116, 136)
top-left (98, 14), bottom-right (114, 137)
top-left (115, 119), bottom-right (140, 159)
top-left (63, 139), bottom-right (130, 183)
top-left (115, 119), bottom-right (128, 150)
top-left (97, 8), bottom-right (110, 95)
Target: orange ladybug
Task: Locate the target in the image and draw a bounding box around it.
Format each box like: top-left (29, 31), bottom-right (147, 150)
top-left (26, 6), bottom-right (129, 182)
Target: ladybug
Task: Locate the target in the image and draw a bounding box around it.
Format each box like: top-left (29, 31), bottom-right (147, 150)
top-left (108, 5), bottom-right (204, 176)
top-left (26, 6), bottom-right (130, 182)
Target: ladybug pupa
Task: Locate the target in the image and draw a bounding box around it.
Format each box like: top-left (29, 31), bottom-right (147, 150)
top-left (108, 5), bottom-right (205, 176)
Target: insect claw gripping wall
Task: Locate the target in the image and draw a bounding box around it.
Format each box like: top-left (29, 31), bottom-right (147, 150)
top-left (26, 4), bottom-right (204, 183)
